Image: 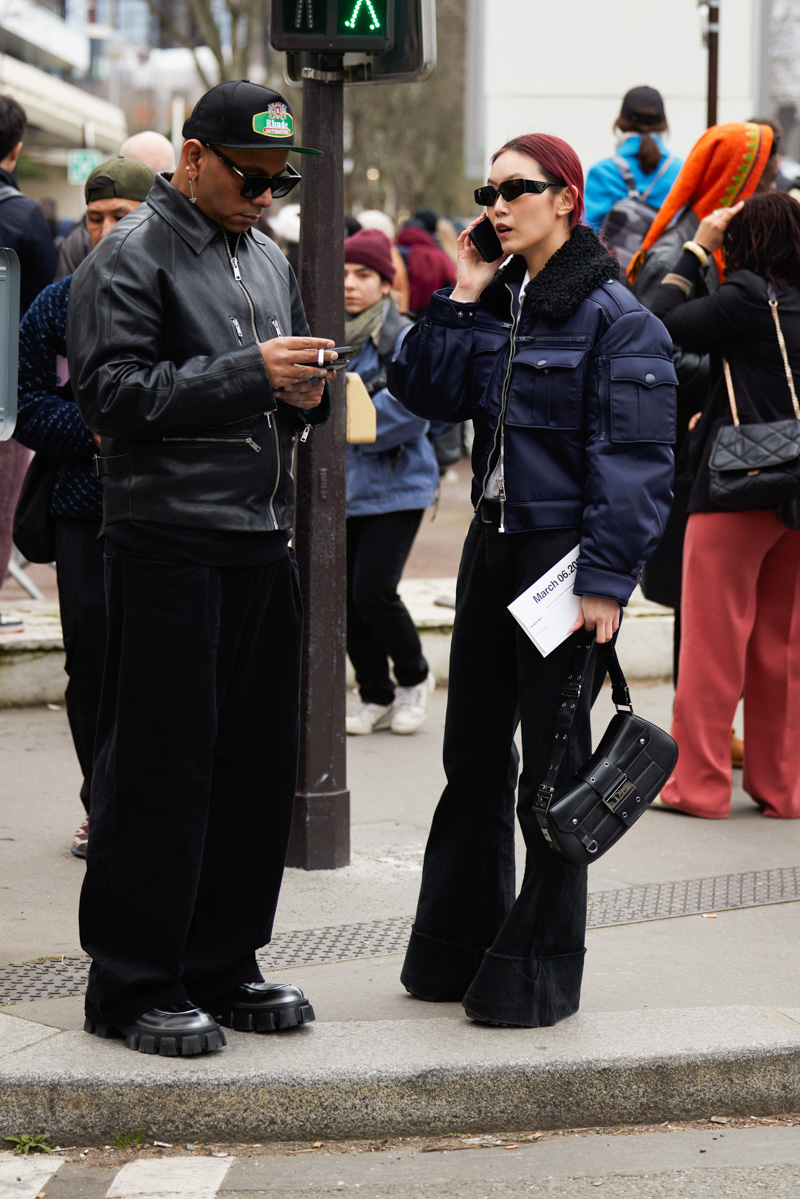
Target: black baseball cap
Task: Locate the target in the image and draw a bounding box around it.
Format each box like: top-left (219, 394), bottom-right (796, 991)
top-left (182, 80), bottom-right (322, 155)
top-left (619, 86), bottom-right (667, 126)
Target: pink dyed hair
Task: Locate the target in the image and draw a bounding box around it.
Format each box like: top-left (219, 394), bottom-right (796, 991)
top-left (491, 133), bottom-right (585, 231)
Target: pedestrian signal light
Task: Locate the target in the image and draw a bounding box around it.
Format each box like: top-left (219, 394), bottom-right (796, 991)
top-left (271, 0), bottom-right (395, 52)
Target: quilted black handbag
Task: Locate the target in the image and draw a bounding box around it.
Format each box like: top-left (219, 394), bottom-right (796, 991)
top-left (533, 639), bottom-right (678, 866)
top-left (708, 286), bottom-right (800, 510)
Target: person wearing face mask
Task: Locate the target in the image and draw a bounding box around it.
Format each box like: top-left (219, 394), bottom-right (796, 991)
top-left (387, 133), bottom-right (677, 1029)
top-left (584, 85), bottom-right (682, 234)
top-left (66, 81), bottom-right (335, 1058)
top-left (343, 229), bottom-right (439, 737)
top-left (13, 156), bottom-right (156, 859)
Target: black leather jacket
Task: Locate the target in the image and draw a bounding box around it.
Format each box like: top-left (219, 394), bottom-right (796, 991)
top-left (67, 173), bottom-right (329, 534)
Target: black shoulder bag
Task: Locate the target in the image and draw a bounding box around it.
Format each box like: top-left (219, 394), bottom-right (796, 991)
top-left (708, 285), bottom-right (800, 510)
top-left (13, 453), bottom-right (58, 564)
top-left (534, 639), bottom-right (678, 866)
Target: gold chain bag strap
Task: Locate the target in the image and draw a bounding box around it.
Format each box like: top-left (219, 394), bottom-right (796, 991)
top-left (709, 284), bottom-right (800, 509)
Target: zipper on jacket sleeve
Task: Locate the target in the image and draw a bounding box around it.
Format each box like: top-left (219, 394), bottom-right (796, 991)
top-left (478, 282), bottom-right (524, 532)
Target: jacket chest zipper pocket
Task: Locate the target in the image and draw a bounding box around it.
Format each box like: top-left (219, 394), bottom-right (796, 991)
top-left (230, 317), bottom-right (244, 345)
top-left (162, 436), bottom-right (262, 452)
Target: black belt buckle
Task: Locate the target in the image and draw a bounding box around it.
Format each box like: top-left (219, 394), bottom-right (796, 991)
top-left (480, 501), bottom-right (501, 525)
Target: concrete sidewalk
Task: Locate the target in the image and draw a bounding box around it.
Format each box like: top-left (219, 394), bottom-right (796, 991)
top-left (2, 682), bottom-right (800, 1144)
top-left (0, 582), bottom-right (675, 707)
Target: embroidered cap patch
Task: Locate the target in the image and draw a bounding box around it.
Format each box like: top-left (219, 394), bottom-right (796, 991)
top-left (253, 102), bottom-right (293, 139)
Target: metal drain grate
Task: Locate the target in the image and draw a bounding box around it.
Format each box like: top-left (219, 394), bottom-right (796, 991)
top-left (588, 866), bottom-right (800, 928)
top-left (2, 866), bottom-right (799, 1005)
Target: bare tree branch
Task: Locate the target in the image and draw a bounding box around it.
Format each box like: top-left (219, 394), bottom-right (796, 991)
top-left (142, 0), bottom-right (265, 84)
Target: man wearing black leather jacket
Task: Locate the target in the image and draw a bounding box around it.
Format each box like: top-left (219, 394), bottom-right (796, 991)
top-left (67, 81), bottom-right (338, 1056)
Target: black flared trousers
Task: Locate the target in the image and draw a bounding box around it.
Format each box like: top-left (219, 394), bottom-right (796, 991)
top-left (401, 518), bottom-right (606, 1027)
top-left (80, 542), bottom-right (303, 1025)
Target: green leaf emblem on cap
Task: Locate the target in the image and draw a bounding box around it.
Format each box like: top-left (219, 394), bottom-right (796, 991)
top-left (253, 102), bottom-right (293, 139)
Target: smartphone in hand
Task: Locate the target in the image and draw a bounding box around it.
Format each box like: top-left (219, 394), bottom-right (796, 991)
top-left (327, 344), bottom-right (354, 371)
top-left (469, 217), bottom-right (504, 263)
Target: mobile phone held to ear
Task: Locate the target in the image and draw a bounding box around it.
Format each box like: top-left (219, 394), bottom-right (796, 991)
top-left (469, 218), bottom-right (504, 263)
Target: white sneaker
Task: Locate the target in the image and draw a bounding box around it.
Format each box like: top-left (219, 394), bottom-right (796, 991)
top-left (391, 675), bottom-right (435, 735)
top-left (346, 701), bottom-right (395, 735)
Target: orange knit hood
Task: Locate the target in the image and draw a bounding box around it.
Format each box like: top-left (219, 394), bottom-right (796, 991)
top-left (628, 121), bottom-right (775, 284)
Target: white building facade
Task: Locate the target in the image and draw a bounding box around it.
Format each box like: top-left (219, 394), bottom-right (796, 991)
top-left (464, 0), bottom-right (772, 180)
top-left (0, 0), bottom-right (128, 213)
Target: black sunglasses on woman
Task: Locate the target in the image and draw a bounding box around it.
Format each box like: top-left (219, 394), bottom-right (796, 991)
top-left (475, 179), bottom-right (564, 207)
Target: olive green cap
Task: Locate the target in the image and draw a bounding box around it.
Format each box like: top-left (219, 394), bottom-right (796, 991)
top-left (84, 156), bottom-right (156, 205)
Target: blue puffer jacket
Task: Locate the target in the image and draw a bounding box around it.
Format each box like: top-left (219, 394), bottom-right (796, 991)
top-left (346, 300), bottom-right (439, 518)
top-left (387, 225), bottom-right (678, 605)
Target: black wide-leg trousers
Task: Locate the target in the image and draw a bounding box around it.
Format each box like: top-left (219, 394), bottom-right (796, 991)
top-left (80, 543), bottom-right (303, 1026)
top-left (54, 518), bottom-right (106, 814)
top-left (401, 518), bottom-right (606, 1027)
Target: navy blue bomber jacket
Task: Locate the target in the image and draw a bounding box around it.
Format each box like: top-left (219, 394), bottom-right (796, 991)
top-left (387, 224), bottom-right (678, 606)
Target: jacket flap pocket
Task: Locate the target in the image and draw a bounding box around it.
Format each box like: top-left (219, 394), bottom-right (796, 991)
top-left (709, 422), bottom-right (800, 470)
top-left (614, 357), bottom-right (676, 386)
top-left (610, 356), bottom-right (679, 387)
top-left (609, 356), bottom-right (678, 443)
top-left (505, 347), bottom-right (587, 429)
top-left (513, 347), bottom-right (587, 371)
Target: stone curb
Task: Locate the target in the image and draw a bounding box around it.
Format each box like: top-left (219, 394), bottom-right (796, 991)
top-left (1, 1006), bottom-right (799, 1143)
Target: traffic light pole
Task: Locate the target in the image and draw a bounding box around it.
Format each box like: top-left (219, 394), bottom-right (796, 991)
top-left (706, 1), bottom-right (719, 128)
top-left (287, 54), bottom-right (351, 869)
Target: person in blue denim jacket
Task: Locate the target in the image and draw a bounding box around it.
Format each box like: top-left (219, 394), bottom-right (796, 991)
top-left (388, 132), bottom-right (677, 1029)
top-left (344, 229), bottom-right (440, 736)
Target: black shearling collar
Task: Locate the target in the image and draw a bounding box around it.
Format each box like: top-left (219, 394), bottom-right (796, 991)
top-left (481, 224), bottom-right (620, 323)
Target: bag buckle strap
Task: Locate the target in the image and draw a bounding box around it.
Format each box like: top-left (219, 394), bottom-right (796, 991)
top-left (535, 783), bottom-right (554, 812)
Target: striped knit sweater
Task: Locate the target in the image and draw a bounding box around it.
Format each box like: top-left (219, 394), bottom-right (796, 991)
top-left (14, 275), bottom-right (102, 521)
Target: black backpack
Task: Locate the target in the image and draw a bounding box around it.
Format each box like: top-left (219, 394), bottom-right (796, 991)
top-left (600, 155), bottom-right (676, 276)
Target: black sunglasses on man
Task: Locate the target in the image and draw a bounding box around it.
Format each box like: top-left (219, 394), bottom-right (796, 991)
top-left (203, 143), bottom-right (302, 200)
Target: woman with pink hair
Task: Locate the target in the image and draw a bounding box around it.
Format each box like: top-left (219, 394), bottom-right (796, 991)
top-left (388, 132), bottom-right (678, 1028)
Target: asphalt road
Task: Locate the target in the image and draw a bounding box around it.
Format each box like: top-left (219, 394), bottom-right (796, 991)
top-left (4, 1126), bottom-right (800, 1197)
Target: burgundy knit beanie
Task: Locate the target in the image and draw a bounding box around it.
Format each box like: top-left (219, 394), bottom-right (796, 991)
top-left (344, 228), bottom-right (395, 284)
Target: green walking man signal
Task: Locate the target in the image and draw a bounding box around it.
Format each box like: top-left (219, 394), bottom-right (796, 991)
top-left (272, 0), bottom-right (394, 52)
top-left (343, 0), bottom-right (382, 31)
